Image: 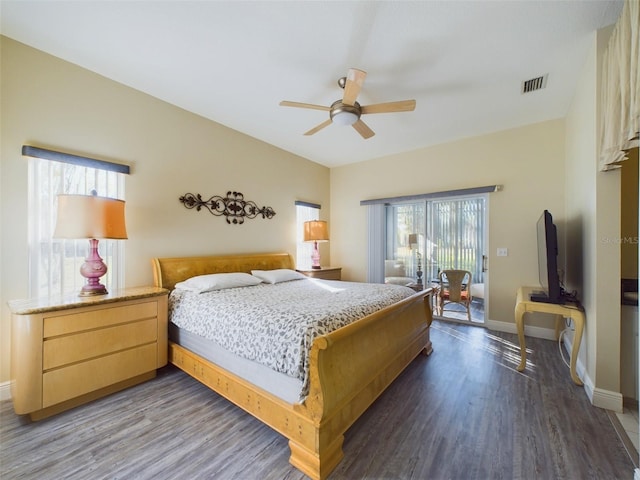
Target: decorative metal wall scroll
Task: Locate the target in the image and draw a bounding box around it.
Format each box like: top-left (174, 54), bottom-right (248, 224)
top-left (179, 191), bottom-right (276, 225)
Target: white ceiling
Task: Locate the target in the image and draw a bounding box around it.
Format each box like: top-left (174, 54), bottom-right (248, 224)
top-left (0, 1), bottom-right (623, 168)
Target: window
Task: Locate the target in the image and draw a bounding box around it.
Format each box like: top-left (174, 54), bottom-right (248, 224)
top-left (385, 195), bottom-right (486, 284)
top-left (365, 186), bottom-right (497, 285)
top-left (28, 156), bottom-right (126, 297)
top-left (295, 201), bottom-right (320, 269)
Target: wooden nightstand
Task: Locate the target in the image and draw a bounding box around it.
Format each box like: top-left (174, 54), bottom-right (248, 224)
top-left (297, 267), bottom-right (342, 280)
top-left (9, 286), bottom-right (169, 420)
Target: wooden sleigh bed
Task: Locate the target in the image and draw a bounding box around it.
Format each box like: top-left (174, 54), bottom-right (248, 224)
top-left (152, 252), bottom-right (433, 479)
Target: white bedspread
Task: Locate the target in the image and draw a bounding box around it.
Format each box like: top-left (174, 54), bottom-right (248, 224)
top-left (169, 278), bottom-right (414, 400)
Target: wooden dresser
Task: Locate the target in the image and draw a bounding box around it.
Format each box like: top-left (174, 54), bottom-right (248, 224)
top-left (9, 286), bottom-right (169, 420)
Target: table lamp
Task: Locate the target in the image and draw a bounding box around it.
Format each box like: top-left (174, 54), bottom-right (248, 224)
top-left (54, 192), bottom-right (128, 296)
top-left (304, 220), bottom-right (329, 269)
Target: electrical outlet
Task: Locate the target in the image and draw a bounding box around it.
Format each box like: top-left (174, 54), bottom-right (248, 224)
top-left (497, 247), bottom-right (508, 257)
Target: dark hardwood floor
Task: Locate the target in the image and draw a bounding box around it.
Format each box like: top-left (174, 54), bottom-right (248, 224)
top-left (1, 320), bottom-right (634, 479)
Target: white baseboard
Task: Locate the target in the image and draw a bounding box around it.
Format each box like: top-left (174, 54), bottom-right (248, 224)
top-left (590, 386), bottom-right (624, 412)
top-left (560, 330), bottom-right (623, 412)
top-left (0, 381), bottom-right (11, 402)
top-left (485, 318), bottom-right (557, 340)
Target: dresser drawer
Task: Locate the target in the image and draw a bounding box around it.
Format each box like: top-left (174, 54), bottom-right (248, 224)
top-left (43, 318), bottom-right (158, 370)
top-left (43, 301), bottom-right (158, 337)
top-left (42, 343), bottom-right (158, 407)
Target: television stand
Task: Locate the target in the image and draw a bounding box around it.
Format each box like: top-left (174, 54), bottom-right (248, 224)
top-left (515, 286), bottom-right (585, 385)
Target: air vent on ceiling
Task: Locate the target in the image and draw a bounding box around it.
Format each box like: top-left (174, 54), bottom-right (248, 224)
top-left (521, 74), bottom-right (548, 94)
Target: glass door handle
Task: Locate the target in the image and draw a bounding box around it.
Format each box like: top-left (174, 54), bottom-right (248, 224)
top-left (482, 255), bottom-right (488, 272)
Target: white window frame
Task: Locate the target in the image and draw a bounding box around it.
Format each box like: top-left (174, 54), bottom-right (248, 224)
top-left (28, 155), bottom-right (126, 298)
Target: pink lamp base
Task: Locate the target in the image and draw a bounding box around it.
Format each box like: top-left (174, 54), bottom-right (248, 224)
top-left (79, 238), bottom-right (109, 296)
top-left (311, 240), bottom-right (321, 269)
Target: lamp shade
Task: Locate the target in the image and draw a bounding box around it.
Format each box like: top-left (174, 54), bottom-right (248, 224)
top-left (408, 233), bottom-right (418, 246)
top-left (54, 194), bottom-right (128, 239)
top-left (304, 220), bottom-right (329, 242)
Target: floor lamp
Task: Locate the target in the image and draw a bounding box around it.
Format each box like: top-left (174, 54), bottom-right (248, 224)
top-left (409, 233), bottom-right (423, 285)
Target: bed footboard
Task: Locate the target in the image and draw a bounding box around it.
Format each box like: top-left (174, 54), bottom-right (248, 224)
top-left (290, 289), bottom-right (433, 478)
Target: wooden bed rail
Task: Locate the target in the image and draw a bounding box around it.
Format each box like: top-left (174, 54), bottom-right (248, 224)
top-left (301, 289), bottom-right (433, 422)
top-left (289, 289), bottom-right (433, 478)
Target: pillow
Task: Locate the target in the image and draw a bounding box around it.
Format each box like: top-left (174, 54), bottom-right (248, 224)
top-left (251, 269), bottom-right (306, 284)
top-left (174, 272), bottom-right (262, 293)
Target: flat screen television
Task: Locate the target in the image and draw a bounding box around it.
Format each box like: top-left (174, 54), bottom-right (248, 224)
top-left (531, 210), bottom-right (564, 304)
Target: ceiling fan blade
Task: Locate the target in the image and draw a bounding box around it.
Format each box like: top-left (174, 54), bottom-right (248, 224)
top-left (361, 100), bottom-right (416, 114)
top-left (280, 101), bottom-right (330, 111)
top-left (304, 119), bottom-right (333, 136)
top-left (342, 68), bottom-right (366, 106)
top-left (352, 119), bottom-right (375, 139)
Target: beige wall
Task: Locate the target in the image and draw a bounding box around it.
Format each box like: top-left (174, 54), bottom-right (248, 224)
top-left (564, 30), bottom-right (601, 393)
top-left (330, 119), bottom-right (566, 329)
top-left (0, 37), bottom-right (330, 383)
top-left (565, 25), bottom-right (622, 404)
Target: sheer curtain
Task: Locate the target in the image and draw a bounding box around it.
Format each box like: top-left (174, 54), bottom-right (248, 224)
top-left (366, 204), bottom-right (386, 283)
top-left (599, 0), bottom-right (639, 171)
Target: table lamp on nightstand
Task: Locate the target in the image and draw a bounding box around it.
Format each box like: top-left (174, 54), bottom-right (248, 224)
top-left (304, 220), bottom-right (329, 269)
top-left (53, 191), bottom-right (128, 296)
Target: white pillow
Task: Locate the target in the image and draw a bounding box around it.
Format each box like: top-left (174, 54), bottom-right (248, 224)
top-left (174, 272), bottom-right (262, 293)
top-left (251, 269), bottom-right (306, 284)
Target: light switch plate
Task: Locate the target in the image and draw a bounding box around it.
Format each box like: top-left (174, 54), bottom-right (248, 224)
top-left (497, 247), bottom-right (508, 257)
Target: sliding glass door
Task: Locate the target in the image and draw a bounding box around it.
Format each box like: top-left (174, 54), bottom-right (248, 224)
top-left (385, 194), bottom-right (487, 322)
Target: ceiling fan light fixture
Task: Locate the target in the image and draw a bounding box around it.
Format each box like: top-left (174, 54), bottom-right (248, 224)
top-left (330, 101), bottom-right (360, 126)
top-left (332, 110), bottom-right (359, 126)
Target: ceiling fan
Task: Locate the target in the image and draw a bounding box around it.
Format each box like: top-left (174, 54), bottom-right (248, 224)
top-left (279, 68), bottom-right (416, 139)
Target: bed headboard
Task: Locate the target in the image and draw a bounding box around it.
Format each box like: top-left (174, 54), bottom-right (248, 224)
top-left (151, 252), bottom-right (295, 290)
